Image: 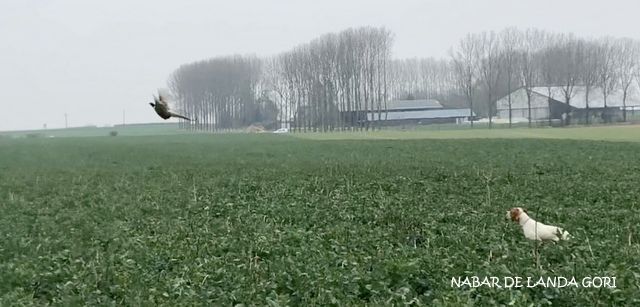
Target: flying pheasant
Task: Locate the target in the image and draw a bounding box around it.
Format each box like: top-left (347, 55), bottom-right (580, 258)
top-left (149, 93), bottom-right (193, 121)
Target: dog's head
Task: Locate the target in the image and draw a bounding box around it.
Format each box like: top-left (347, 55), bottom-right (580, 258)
top-left (506, 207), bottom-right (527, 222)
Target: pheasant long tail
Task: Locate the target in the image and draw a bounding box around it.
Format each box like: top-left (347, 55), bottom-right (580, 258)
top-left (170, 112), bottom-right (195, 121)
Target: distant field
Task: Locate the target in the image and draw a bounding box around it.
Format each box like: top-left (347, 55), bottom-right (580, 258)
top-left (1, 132), bottom-right (639, 305)
top-left (295, 124), bottom-right (640, 142)
top-left (3, 122), bottom-right (639, 143)
top-left (0, 123), bottom-right (187, 138)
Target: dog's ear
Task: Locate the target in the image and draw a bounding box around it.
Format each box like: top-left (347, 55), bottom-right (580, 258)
top-left (510, 208), bottom-right (520, 222)
top-left (523, 208), bottom-right (528, 213)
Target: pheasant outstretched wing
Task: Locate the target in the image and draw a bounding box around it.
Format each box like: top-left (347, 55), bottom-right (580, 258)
top-left (157, 92), bottom-right (170, 108)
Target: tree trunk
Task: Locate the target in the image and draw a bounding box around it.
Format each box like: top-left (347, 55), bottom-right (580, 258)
top-left (507, 81), bottom-right (512, 128)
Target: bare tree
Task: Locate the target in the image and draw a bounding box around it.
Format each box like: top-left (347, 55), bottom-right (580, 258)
top-left (596, 38), bottom-right (619, 123)
top-left (476, 31), bottom-right (502, 128)
top-left (554, 34), bottom-right (581, 124)
top-left (451, 34), bottom-right (479, 127)
top-left (521, 29), bottom-right (546, 127)
top-left (579, 39), bottom-right (600, 125)
top-left (500, 27), bottom-right (521, 127)
top-left (616, 38), bottom-right (639, 122)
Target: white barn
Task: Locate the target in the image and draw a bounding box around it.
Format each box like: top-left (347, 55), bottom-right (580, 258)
top-left (496, 86), bottom-right (640, 122)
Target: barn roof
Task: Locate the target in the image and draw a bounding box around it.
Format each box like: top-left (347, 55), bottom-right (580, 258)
top-left (499, 86), bottom-right (640, 109)
top-left (367, 108), bottom-right (473, 121)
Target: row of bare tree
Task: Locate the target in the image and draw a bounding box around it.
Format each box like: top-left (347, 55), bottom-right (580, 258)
top-left (388, 57), bottom-right (454, 101)
top-left (274, 27), bottom-right (393, 132)
top-left (450, 28), bottom-right (640, 127)
top-left (168, 27), bottom-right (640, 131)
top-left (169, 27), bottom-right (393, 132)
top-left (168, 55), bottom-right (278, 131)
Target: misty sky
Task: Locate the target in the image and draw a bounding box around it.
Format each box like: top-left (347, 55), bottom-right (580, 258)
top-left (2, 0), bottom-right (639, 131)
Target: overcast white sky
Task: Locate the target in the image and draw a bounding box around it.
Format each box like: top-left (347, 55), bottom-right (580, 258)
top-left (1, 0), bottom-right (639, 131)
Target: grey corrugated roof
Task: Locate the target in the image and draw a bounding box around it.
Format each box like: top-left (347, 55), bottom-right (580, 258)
top-left (367, 108), bottom-right (474, 121)
top-left (497, 86), bottom-right (640, 110)
top-left (530, 86), bottom-right (640, 108)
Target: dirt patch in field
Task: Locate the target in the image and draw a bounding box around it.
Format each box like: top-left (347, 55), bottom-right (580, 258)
top-left (246, 125), bottom-right (266, 133)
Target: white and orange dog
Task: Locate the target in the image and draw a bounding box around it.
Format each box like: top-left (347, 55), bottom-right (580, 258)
top-left (507, 207), bottom-right (571, 242)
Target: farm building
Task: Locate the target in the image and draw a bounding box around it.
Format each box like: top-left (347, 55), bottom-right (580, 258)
top-left (366, 107), bottom-right (474, 125)
top-left (496, 86), bottom-right (640, 124)
top-left (343, 99), bottom-right (475, 126)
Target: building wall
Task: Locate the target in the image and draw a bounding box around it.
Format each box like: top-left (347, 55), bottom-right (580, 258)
top-left (570, 108), bottom-right (624, 124)
top-left (498, 107), bottom-right (549, 120)
top-left (496, 88), bottom-right (572, 120)
top-left (495, 87), bottom-right (640, 124)
top-left (496, 88), bottom-right (550, 110)
top-left (372, 117), bottom-right (466, 126)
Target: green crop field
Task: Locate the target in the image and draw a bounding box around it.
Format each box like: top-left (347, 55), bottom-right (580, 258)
top-left (1, 127), bottom-right (639, 305)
